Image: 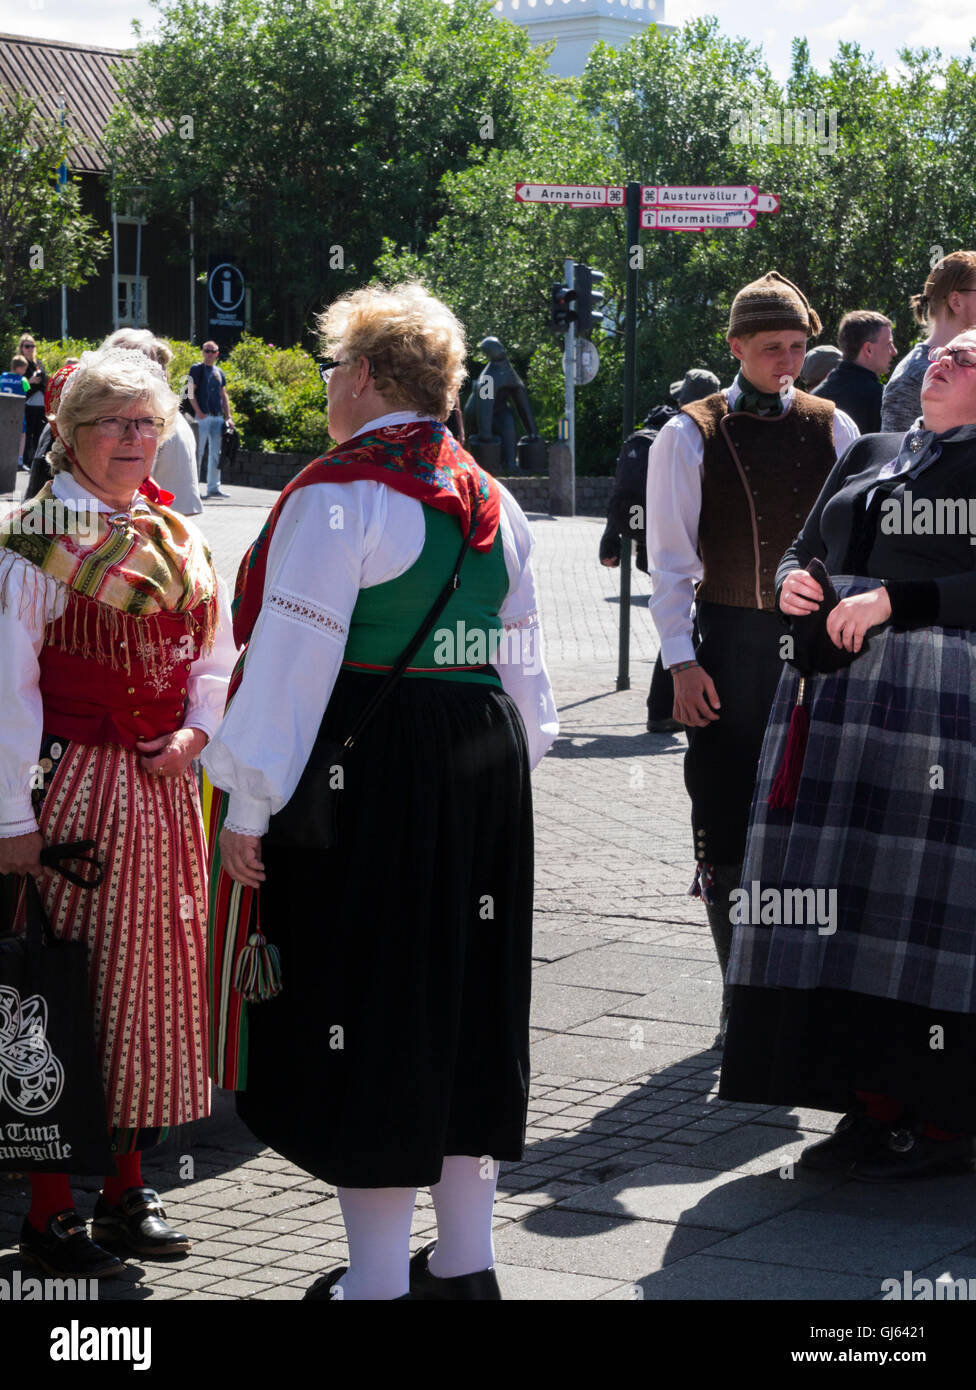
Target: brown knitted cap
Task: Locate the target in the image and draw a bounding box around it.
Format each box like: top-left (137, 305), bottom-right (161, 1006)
top-left (727, 270), bottom-right (822, 338)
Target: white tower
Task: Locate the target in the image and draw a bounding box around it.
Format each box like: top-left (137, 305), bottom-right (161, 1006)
top-left (494, 0), bottom-right (669, 80)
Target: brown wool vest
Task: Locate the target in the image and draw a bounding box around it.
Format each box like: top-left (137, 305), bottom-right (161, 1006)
top-left (681, 391), bottom-right (837, 610)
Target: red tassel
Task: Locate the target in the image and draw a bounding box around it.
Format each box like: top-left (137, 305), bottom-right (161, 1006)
top-left (768, 678), bottom-right (810, 811)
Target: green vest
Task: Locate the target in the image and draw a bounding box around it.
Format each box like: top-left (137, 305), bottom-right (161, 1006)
top-left (341, 503), bottom-right (508, 684)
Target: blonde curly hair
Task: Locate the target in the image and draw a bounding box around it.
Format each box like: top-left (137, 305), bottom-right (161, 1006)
top-left (315, 282), bottom-right (467, 420)
top-left (48, 347), bottom-right (178, 475)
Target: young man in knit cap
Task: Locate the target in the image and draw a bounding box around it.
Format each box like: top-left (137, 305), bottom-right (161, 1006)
top-left (645, 271), bottom-right (860, 1047)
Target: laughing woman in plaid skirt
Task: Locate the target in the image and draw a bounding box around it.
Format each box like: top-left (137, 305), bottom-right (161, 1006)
top-left (719, 329), bottom-right (976, 1182)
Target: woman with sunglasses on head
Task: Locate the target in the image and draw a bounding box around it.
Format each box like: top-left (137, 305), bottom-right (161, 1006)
top-left (203, 282), bottom-right (557, 1300)
top-left (881, 250), bottom-right (976, 432)
top-left (0, 348), bottom-right (236, 1277)
top-left (719, 330), bottom-right (976, 1181)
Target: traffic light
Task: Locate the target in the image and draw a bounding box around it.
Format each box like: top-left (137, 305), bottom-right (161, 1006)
top-left (575, 264), bottom-right (605, 336)
top-left (549, 283), bottom-right (576, 335)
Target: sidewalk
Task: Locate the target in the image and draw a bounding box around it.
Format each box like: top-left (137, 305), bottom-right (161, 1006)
top-left (3, 483), bottom-right (974, 1301)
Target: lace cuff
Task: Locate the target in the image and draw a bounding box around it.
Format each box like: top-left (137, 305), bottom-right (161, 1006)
top-left (223, 818), bottom-right (267, 838)
top-left (267, 587), bottom-right (348, 642)
top-left (0, 815), bottom-right (40, 839)
top-left (503, 608), bottom-right (539, 631)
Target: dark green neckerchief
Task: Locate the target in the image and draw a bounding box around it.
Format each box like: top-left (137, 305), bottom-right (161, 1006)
top-left (732, 372), bottom-right (785, 417)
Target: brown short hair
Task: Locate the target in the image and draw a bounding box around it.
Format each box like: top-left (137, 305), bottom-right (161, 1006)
top-left (10, 356), bottom-right (27, 372)
top-left (912, 251), bottom-right (976, 326)
top-left (838, 311), bottom-right (892, 360)
top-left (315, 282), bottom-right (467, 420)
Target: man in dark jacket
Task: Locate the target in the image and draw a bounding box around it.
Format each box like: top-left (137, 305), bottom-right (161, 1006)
top-left (811, 311), bottom-right (896, 434)
top-left (600, 369), bottom-right (718, 732)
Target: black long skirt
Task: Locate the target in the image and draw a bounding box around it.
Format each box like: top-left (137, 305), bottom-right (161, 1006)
top-left (719, 985), bottom-right (976, 1134)
top-left (236, 670), bottom-right (534, 1188)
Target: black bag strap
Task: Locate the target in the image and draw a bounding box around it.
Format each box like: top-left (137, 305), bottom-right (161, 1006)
top-left (23, 841), bottom-right (103, 950)
top-left (341, 503), bottom-right (478, 754)
top-left (39, 840), bottom-right (104, 888)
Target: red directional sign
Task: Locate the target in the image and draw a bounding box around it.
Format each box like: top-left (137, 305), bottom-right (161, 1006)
top-left (514, 184), bottom-right (625, 207)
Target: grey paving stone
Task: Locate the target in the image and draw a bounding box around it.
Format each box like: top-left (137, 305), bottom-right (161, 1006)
top-left (495, 1263), bottom-right (623, 1300)
top-left (705, 1210), bottom-right (974, 1277)
top-left (531, 982), bottom-right (643, 1031)
top-left (534, 948), bottom-right (708, 994)
top-left (554, 1160), bottom-right (823, 1229)
top-left (492, 1207), bottom-right (721, 1280)
top-left (598, 1254), bottom-right (881, 1301)
top-left (529, 1033), bottom-right (689, 1082)
top-left (531, 933), bottom-right (598, 962)
top-left (804, 1172), bottom-right (976, 1233)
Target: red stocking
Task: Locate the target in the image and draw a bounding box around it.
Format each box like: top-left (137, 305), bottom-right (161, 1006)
top-left (28, 1173), bottom-right (75, 1232)
top-left (102, 1150), bottom-right (143, 1206)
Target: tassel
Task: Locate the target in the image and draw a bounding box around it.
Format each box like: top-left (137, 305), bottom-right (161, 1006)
top-left (768, 677), bottom-right (810, 811)
top-left (688, 860), bottom-right (716, 906)
top-left (233, 930), bottom-right (283, 1002)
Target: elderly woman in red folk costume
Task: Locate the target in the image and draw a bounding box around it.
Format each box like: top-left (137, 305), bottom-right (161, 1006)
top-left (0, 349), bottom-right (235, 1278)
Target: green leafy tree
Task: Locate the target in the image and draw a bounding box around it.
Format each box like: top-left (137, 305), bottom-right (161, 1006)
top-left (0, 92), bottom-right (108, 344)
top-left (105, 0), bottom-right (555, 344)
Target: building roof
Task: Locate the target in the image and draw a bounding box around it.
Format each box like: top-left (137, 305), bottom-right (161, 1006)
top-left (0, 31), bottom-right (135, 173)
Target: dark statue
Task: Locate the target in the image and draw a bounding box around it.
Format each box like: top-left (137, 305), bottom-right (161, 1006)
top-left (463, 337), bottom-right (546, 474)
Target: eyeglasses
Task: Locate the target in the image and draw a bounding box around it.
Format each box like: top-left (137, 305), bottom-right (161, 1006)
top-left (928, 346), bottom-right (976, 369)
top-left (317, 356), bottom-right (376, 386)
top-left (203, 348), bottom-right (218, 355)
top-left (78, 417), bottom-right (165, 439)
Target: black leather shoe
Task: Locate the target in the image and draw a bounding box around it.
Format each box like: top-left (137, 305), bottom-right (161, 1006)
top-left (91, 1187), bottom-right (190, 1257)
top-left (303, 1267), bottom-right (412, 1300)
top-left (851, 1129), bottom-right (976, 1183)
top-left (19, 1210), bottom-right (125, 1278)
top-left (799, 1112), bottom-right (891, 1171)
top-left (409, 1241), bottom-right (502, 1300)
top-left (646, 718), bottom-right (683, 734)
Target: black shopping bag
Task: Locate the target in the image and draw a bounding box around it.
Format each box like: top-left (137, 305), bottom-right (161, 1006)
top-left (0, 842), bottom-right (113, 1174)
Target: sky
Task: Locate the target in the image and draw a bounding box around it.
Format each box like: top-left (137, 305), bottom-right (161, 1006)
top-left (0, 0), bottom-right (972, 79)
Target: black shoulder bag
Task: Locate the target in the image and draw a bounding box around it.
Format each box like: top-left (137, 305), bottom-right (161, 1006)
top-left (264, 505), bottom-right (478, 850)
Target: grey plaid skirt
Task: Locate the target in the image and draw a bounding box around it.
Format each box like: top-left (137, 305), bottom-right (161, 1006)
top-left (727, 577), bottom-right (976, 1016)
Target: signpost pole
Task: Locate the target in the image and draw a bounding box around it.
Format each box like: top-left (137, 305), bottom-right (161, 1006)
top-left (617, 180), bottom-right (640, 692)
top-left (564, 257), bottom-right (576, 518)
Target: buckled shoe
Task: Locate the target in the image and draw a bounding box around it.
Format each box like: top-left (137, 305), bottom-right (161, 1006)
top-left (409, 1241), bottom-right (502, 1300)
top-left (798, 1112), bottom-right (890, 1172)
top-left (19, 1209), bottom-right (125, 1278)
top-left (851, 1129), bottom-right (976, 1183)
top-left (303, 1268), bottom-right (413, 1300)
top-left (91, 1186), bottom-right (191, 1257)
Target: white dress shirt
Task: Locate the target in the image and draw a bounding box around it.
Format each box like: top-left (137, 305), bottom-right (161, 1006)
top-left (202, 413), bottom-right (559, 837)
top-left (645, 380), bottom-right (861, 667)
top-left (0, 470), bottom-right (237, 836)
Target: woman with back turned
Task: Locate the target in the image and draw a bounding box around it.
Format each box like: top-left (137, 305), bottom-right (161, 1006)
top-left (204, 282), bottom-right (558, 1300)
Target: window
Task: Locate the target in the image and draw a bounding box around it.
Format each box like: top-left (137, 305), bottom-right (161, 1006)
top-left (117, 276), bottom-right (149, 327)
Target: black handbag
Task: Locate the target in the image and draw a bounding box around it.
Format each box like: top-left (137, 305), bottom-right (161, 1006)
top-left (784, 557), bottom-right (871, 676)
top-left (264, 505), bottom-right (478, 850)
top-left (0, 841), bottom-right (114, 1174)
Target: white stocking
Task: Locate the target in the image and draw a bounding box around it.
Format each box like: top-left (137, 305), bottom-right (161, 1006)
top-left (428, 1154), bottom-right (500, 1278)
top-left (333, 1185), bottom-right (417, 1300)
